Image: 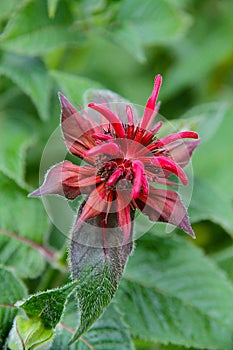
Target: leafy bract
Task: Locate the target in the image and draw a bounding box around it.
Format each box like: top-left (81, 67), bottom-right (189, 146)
top-left (69, 211), bottom-right (134, 343)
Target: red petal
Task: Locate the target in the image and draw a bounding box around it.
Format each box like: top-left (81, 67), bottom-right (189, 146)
top-left (74, 184), bottom-right (107, 230)
top-left (148, 131), bottom-right (199, 151)
top-left (132, 160), bottom-right (144, 199)
top-left (126, 105), bottom-right (135, 125)
top-left (59, 93), bottom-right (97, 159)
top-left (84, 142), bottom-right (121, 157)
top-left (28, 161), bottom-right (94, 200)
top-left (166, 139), bottom-right (201, 168)
top-left (106, 168), bottom-right (122, 186)
top-left (88, 103), bottom-right (125, 138)
top-left (151, 156), bottom-right (188, 185)
top-left (141, 74), bottom-right (162, 130)
top-left (137, 187), bottom-right (195, 237)
top-left (116, 191), bottom-right (132, 245)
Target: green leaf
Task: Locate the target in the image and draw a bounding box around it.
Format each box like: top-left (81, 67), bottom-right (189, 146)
top-left (19, 282), bottom-right (77, 328)
top-left (0, 265), bottom-right (27, 347)
top-left (0, 174), bottom-right (50, 278)
top-left (163, 20), bottom-right (233, 99)
top-left (47, 0), bottom-right (59, 18)
top-left (69, 211), bottom-right (134, 343)
top-left (0, 0), bottom-right (25, 21)
top-left (212, 247), bottom-right (233, 283)
top-left (50, 70), bottom-right (103, 105)
top-left (51, 303), bottom-right (135, 350)
top-left (189, 178), bottom-right (233, 236)
top-left (193, 107), bottom-right (233, 200)
top-left (0, 1), bottom-right (83, 55)
top-left (117, 233), bottom-right (233, 349)
top-left (0, 110), bottom-right (36, 188)
top-left (118, 280), bottom-right (233, 350)
top-left (175, 102), bottom-right (227, 141)
top-left (8, 316), bottom-right (54, 350)
top-left (113, 0), bottom-right (191, 61)
top-left (0, 53), bottom-right (52, 120)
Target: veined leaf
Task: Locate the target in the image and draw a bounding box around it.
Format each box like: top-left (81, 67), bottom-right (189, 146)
top-left (0, 265), bottom-right (27, 347)
top-left (51, 303), bottom-right (135, 350)
top-left (0, 174), bottom-right (50, 278)
top-left (0, 53), bottom-right (52, 120)
top-left (118, 233), bottom-right (233, 349)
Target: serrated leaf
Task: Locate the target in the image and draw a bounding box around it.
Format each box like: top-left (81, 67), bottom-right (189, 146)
top-left (19, 282), bottom-right (77, 328)
top-left (8, 316), bottom-right (54, 350)
top-left (117, 233), bottom-right (233, 349)
top-left (51, 303), bottom-right (135, 350)
top-left (0, 174), bottom-right (50, 278)
top-left (0, 53), bottom-right (52, 120)
top-left (0, 1), bottom-right (83, 55)
top-left (50, 70), bottom-right (103, 105)
top-left (189, 178), bottom-right (233, 236)
top-left (118, 280), bottom-right (233, 350)
top-left (0, 110), bottom-right (35, 188)
top-left (69, 211), bottom-right (134, 343)
top-left (0, 265), bottom-right (27, 347)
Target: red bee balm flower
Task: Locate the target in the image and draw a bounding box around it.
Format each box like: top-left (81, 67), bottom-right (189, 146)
top-left (29, 75), bottom-right (200, 244)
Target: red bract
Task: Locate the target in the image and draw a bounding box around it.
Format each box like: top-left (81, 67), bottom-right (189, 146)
top-left (29, 75), bottom-right (200, 244)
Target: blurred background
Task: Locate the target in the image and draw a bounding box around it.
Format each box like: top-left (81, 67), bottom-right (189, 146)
top-left (0, 0), bottom-right (233, 349)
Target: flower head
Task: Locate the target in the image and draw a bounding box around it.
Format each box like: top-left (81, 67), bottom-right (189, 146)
top-left (29, 75), bottom-right (200, 245)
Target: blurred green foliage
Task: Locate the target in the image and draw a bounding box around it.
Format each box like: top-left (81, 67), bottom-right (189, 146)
top-left (0, 0), bottom-right (233, 349)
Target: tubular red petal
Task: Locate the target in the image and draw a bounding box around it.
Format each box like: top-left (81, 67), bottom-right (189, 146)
top-left (149, 131), bottom-right (199, 150)
top-left (92, 133), bottom-right (113, 141)
top-left (151, 120), bottom-right (163, 133)
top-left (84, 142), bottom-right (121, 157)
top-left (141, 74), bottom-right (162, 130)
top-left (142, 174), bottom-right (149, 196)
top-left (126, 105), bottom-right (135, 125)
top-left (106, 168), bottom-right (122, 186)
top-left (116, 191), bottom-right (132, 246)
top-left (88, 102), bottom-right (125, 138)
top-left (132, 160), bottom-right (144, 199)
top-left (151, 156), bottom-right (188, 185)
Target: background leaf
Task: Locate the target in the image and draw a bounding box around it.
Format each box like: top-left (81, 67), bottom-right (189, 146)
top-left (0, 53), bottom-right (52, 120)
top-left (51, 302), bottom-right (135, 350)
top-left (0, 265), bottom-right (27, 347)
top-left (0, 0), bottom-right (83, 55)
top-left (117, 233), bottom-right (233, 349)
top-left (0, 174), bottom-right (50, 278)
